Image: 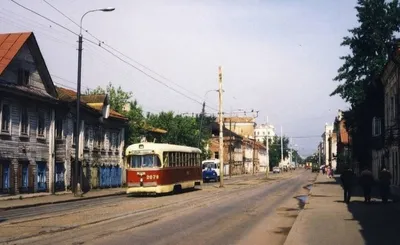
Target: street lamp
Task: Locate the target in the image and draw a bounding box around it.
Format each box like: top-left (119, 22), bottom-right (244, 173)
top-left (74, 7), bottom-right (115, 196)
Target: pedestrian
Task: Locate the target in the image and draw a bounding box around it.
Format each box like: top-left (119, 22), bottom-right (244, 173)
top-left (340, 165), bottom-right (355, 203)
top-left (359, 167), bottom-right (374, 203)
top-left (379, 167), bottom-right (392, 204)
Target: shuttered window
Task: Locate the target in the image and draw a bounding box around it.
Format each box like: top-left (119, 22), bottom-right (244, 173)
top-left (1, 104), bottom-right (10, 133)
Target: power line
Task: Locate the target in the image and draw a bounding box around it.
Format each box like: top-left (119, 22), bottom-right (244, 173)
top-left (84, 37), bottom-right (219, 111)
top-left (11, 0), bottom-right (218, 112)
top-left (41, 0), bottom-right (216, 109)
top-left (10, 0), bottom-right (78, 36)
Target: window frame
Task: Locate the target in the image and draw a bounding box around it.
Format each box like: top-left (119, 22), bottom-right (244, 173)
top-left (55, 118), bottom-right (63, 139)
top-left (0, 102), bottom-right (11, 134)
top-left (19, 106), bottom-right (30, 136)
top-left (37, 110), bottom-right (46, 138)
top-left (18, 68), bottom-right (30, 86)
top-left (372, 117), bottom-right (382, 137)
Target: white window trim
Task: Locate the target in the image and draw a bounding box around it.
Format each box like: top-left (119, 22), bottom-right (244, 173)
top-left (372, 117), bottom-right (382, 137)
top-left (37, 110), bottom-right (46, 139)
top-left (0, 101), bottom-right (12, 135)
top-left (19, 106), bottom-right (30, 136)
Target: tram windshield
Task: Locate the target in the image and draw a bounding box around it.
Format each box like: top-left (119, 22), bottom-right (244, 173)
top-left (129, 154), bottom-right (161, 168)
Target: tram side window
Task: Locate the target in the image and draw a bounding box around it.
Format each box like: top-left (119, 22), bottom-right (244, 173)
top-left (168, 152), bottom-right (176, 167)
top-left (190, 153), bottom-right (194, 166)
top-left (163, 152), bottom-right (169, 167)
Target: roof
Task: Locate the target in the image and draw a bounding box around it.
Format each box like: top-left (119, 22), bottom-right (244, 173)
top-left (223, 117), bottom-right (255, 124)
top-left (339, 120), bottom-right (349, 145)
top-left (0, 32), bottom-right (31, 75)
top-left (56, 86), bottom-right (127, 120)
top-left (125, 142), bottom-right (201, 155)
top-left (81, 94), bottom-right (107, 104)
top-left (210, 122), bottom-right (243, 139)
top-left (0, 32), bottom-right (57, 97)
top-left (142, 124), bottom-right (167, 134)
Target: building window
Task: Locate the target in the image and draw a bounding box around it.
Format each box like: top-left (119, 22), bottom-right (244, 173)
top-left (215, 152), bottom-right (219, 159)
top-left (55, 119), bottom-right (63, 139)
top-left (18, 69), bottom-right (30, 86)
top-left (84, 127), bottom-right (89, 147)
top-left (37, 111), bottom-right (45, 137)
top-left (1, 103), bottom-right (11, 133)
top-left (372, 117), bottom-right (382, 136)
top-left (20, 107), bottom-right (29, 135)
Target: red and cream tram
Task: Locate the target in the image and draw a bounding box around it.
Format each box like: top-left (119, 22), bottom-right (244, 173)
top-left (125, 143), bottom-right (202, 194)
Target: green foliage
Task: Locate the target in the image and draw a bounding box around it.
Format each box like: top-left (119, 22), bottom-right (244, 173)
top-left (331, 0), bottom-right (400, 106)
top-left (146, 111), bottom-right (216, 159)
top-left (267, 136), bottom-right (290, 168)
top-left (331, 0), bottom-right (400, 165)
top-left (87, 83), bottom-right (216, 156)
top-left (86, 82), bottom-right (145, 145)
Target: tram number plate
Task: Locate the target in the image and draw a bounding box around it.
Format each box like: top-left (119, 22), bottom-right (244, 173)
top-left (146, 175), bottom-right (159, 180)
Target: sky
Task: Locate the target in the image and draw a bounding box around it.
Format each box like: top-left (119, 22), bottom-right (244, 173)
top-left (0, 0), bottom-right (358, 156)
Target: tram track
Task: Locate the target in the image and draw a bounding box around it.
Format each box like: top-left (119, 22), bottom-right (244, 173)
top-left (0, 172), bottom-right (274, 223)
top-left (3, 172), bottom-right (302, 244)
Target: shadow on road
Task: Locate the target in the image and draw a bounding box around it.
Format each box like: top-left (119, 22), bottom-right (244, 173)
top-left (327, 176), bottom-right (400, 245)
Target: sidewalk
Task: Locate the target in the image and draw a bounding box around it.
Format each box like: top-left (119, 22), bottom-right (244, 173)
top-left (284, 173), bottom-right (400, 245)
top-left (0, 188), bottom-right (126, 210)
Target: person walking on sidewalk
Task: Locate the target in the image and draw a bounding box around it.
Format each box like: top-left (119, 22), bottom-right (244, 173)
top-left (340, 166), bottom-right (355, 204)
top-left (379, 167), bottom-right (392, 203)
top-left (359, 167), bottom-right (374, 203)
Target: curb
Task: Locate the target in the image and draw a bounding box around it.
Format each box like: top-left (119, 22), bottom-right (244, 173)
top-left (0, 191), bottom-right (126, 211)
top-left (283, 173), bottom-right (319, 245)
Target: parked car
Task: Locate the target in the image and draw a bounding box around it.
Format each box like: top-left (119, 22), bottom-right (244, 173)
top-left (273, 167), bottom-right (281, 173)
top-left (202, 168), bottom-right (219, 182)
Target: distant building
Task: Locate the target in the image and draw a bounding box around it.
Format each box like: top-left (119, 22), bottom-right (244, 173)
top-left (254, 123), bottom-right (276, 143)
top-left (223, 117), bottom-right (255, 139)
top-left (322, 123), bottom-right (337, 170)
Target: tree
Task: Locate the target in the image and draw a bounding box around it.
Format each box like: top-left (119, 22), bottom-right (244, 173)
top-left (331, 0), bottom-right (400, 105)
top-left (330, 0), bottom-right (400, 166)
top-left (86, 82), bottom-right (145, 145)
top-left (267, 136), bottom-right (290, 168)
top-left (86, 82), bottom-right (133, 113)
top-left (145, 112), bottom-right (215, 159)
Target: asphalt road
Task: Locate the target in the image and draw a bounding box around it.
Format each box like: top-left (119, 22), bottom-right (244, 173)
top-left (0, 170), bottom-right (315, 245)
top-left (0, 172), bottom-right (263, 221)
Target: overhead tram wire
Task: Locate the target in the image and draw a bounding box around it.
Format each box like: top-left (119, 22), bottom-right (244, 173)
top-left (11, 0), bottom-right (218, 112)
top-left (42, 0), bottom-right (218, 111)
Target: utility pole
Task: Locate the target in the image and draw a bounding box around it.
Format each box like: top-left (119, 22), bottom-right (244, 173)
top-left (252, 111), bottom-right (259, 175)
top-left (218, 66), bottom-right (224, 188)
top-left (229, 118), bottom-right (232, 178)
top-left (266, 133), bottom-right (269, 177)
top-left (280, 126), bottom-right (283, 165)
top-left (197, 101), bottom-right (206, 148)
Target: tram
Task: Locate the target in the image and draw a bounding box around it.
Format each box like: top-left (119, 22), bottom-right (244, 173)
top-left (125, 143), bottom-right (202, 194)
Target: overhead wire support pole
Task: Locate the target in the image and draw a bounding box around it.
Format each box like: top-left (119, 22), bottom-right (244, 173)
top-left (218, 66), bottom-right (224, 188)
top-left (252, 110), bottom-right (260, 175)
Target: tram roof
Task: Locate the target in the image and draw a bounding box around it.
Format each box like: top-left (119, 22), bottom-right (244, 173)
top-left (126, 142), bottom-right (202, 155)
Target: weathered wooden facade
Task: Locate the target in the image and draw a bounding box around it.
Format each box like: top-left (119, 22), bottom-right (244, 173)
top-left (56, 87), bottom-right (128, 192)
top-left (0, 32), bottom-right (59, 195)
top-left (0, 32), bottom-right (128, 196)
